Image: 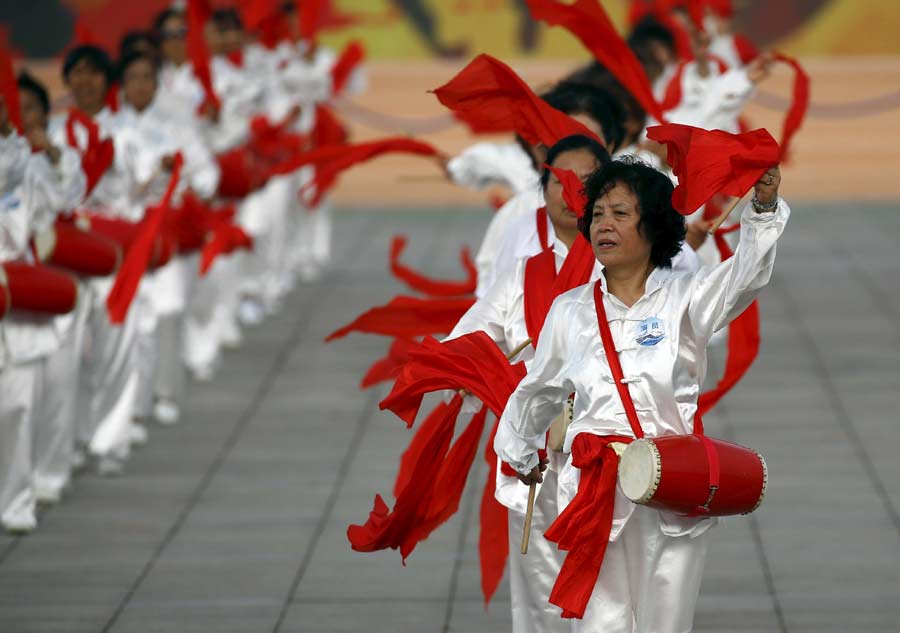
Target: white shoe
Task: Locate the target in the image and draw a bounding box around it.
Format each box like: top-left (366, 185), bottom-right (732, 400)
top-left (3, 517), bottom-right (37, 535)
top-left (154, 398), bottom-right (181, 426)
top-left (238, 298), bottom-right (265, 327)
top-left (129, 422), bottom-right (149, 446)
top-left (97, 456), bottom-right (125, 477)
top-left (220, 324), bottom-right (243, 349)
top-left (298, 263), bottom-right (321, 283)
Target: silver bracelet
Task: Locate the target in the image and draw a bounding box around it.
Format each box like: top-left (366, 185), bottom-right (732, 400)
top-left (751, 194), bottom-right (778, 213)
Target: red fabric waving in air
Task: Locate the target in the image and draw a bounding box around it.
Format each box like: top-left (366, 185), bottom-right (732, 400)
top-left (324, 295), bottom-right (475, 343)
top-left (347, 396), bottom-right (462, 560)
top-left (389, 235), bottom-right (477, 297)
top-left (106, 153), bottom-right (184, 323)
top-left (311, 105), bottom-right (348, 148)
top-left (433, 54), bottom-right (603, 147)
top-left (479, 420), bottom-right (509, 605)
top-left (186, 0), bottom-right (222, 113)
top-left (300, 138), bottom-right (440, 207)
top-left (0, 44), bottom-right (21, 133)
top-left (773, 53), bottom-right (810, 162)
top-left (64, 108), bottom-right (115, 198)
top-left (379, 332), bottom-right (527, 426)
top-left (331, 40), bottom-right (365, 96)
top-left (645, 123), bottom-right (780, 215)
top-left (360, 337), bottom-right (418, 389)
top-left (526, 0), bottom-right (666, 123)
top-left (199, 224), bottom-right (253, 275)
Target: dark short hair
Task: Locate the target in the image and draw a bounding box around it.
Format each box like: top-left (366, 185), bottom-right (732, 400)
top-left (152, 7), bottom-right (184, 35)
top-left (542, 81), bottom-right (626, 153)
top-left (17, 71), bottom-right (50, 115)
top-left (579, 158), bottom-right (685, 268)
top-left (212, 8), bottom-right (244, 31)
top-left (628, 16), bottom-right (677, 56)
top-left (120, 30), bottom-right (159, 58)
top-left (118, 51), bottom-right (159, 81)
top-left (540, 134), bottom-right (611, 190)
top-left (565, 62), bottom-right (647, 147)
top-left (62, 45), bottom-right (113, 84)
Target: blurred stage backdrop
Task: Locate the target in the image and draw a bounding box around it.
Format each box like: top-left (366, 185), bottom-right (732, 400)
top-left (3, 0), bottom-right (900, 59)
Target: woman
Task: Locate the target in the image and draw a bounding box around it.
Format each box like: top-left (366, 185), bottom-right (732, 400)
top-left (448, 134), bottom-right (609, 633)
top-left (495, 159), bottom-right (787, 632)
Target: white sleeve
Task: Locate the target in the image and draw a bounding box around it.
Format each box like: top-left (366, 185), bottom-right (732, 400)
top-left (494, 296), bottom-right (575, 474)
top-left (688, 199), bottom-right (790, 339)
top-left (447, 143), bottom-right (536, 193)
top-left (20, 148), bottom-right (87, 231)
top-left (446, 266), bottom-right (516, 352)
top-left (179, 124), bottom-right (221, 199)
top-left (698, 69), bottom-right (755, 131)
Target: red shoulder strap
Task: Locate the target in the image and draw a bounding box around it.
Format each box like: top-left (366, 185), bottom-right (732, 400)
top-left (536, 206), bottom-right (549, 251)
top-left (592, 281), bottom-right (644, 439)
top-left (523, 248), bottom-right (557, 345)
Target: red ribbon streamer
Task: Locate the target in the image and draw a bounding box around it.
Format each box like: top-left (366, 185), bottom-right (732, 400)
top-left (432, 53), bottom-right (603, 147)
top-left (186, 0), bottom-right (222, 113)
top-left (106, 153), bottom-right (184, 323)
top-left (389, 235), bottom-right (477, 298)
top-left (526, 0), bottom-right (667, 123)
top-left (325, 295), bottom-right (475, 343)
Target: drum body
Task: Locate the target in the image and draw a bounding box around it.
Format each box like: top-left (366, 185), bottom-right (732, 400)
top-left (35, 224), bottom-right (121, 276)
top-left (2, 262), bottom-right (78, 314)
top-left (618, 435), bottom-right (767, 517)
top-left (85, 215), bottom-right (173, 270)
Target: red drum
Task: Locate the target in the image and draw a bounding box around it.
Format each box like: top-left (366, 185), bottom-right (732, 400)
top-left (2, 262), bottom-right (78, 314)
top-left (34, 223), bottom-right (121, 276)
top-left (618, 435), bottom-right (767, 517)
top-left (84, 215), bottom-right (173, 270)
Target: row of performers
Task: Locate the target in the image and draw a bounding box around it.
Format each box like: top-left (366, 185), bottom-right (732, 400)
top-left (0, 5), bottom-right (369, 533)
top-left (328, 2), bottom-right (805, 632)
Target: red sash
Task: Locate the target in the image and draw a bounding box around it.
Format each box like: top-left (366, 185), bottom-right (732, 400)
top-left (523, 206), bottom-right (596, 344)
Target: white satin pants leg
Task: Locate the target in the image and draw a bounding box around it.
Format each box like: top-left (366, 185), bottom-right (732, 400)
top-left (507, 468), bottom-right (568, 633)
top-left (0, 362), bottom-right (37, 531)
top-left (575, 506), bottom-right (711, 633)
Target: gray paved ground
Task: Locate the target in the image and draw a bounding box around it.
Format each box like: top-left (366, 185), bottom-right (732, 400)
top-left (1, 202), bottom-right (899, 633)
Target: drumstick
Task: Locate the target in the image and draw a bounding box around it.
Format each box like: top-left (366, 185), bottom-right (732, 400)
top-left (521, 482), bottom-right (537, 555)
top-left (706, 191), bottom-right (751, 235)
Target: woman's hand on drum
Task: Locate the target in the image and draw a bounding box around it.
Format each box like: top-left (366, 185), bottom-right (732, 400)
top-left (517, 456), bottom-right (549, 486)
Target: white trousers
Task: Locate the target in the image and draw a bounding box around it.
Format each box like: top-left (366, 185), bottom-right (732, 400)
top-left (78, 277), bottom-right (138, 459)
top-left (507, 468), bottom-right (568, 633)
top-left (0, 362), bottom-right (37, 530)
top-left (574, 505), bottom-right (711, 633)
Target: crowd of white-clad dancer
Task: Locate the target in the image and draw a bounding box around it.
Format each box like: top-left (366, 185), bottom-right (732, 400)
top-left (0, 5), bottom-right (363, 534)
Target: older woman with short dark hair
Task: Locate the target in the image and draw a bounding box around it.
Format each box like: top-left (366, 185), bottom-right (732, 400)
top-left (496, 158), bottom-right (787, 632)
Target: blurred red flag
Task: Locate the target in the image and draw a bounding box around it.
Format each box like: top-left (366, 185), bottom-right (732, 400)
top-left (433, 53), bottom-right (603, 147)
top-left (646, 123), bottom-right (780, 214)
top-left (186, 0), bottom-right (222, 112)
top-left (331, 40), bottom-right (365, 96)
top-left (325, 295), bottom-right (474, 343)
top-left (773, 53), bottom-right (810, 162)
top-left (0, 43), bottom-right (21, 133)
top-left (526, 0), bottom-right (667, 123)
top-left (389, 235), bottom-right (477, 297)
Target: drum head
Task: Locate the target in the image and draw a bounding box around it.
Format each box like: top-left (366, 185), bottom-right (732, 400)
top-left (618, 439), bottom-right (659, 503)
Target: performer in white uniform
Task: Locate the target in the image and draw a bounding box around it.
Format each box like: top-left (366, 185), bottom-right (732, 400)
top-left (496, 159), bottom-right (788, 632)
top-left (448, 135), bottom-right (609, 633)
top-left (17, 71), bottom-right (88, 503)
top-left (475, 81), bottom-right (627, 296)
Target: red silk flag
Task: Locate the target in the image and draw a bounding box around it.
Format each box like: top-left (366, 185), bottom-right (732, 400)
top-left (545, 165), bottom-right (588, 219)
top-left (379, 332), bottom-right (527, 426)
top-left (106, 154), bottom-right (184, 323)
top-left (360, 337), bottom-right (417, 389)
top-left (0, 43), bottom-right (21, 133)
top-left (269, 137), bottom-right (438, 179)
top-left (64, 108), bottom-right (115, 198)
top-left (186, 0), bottom-right (222, 112)
top-left (773, 53), bottom-right (810, 162)
top-left (331, 40), bottom-right (365, 96)
top-left (432, 54), bottom-right (603, 147)
top-left (300, 138), bottom-right (441, 207)
top-left (325, 295), bottom-right (475, 343)
top-left (645, 123), bottom-right (780, 215)
top-left (199, 224), bottom-right (253, 275)
top-left (526, 0), bottom-right (666, 123)
top-left (389, 235), bottom-right (477, 297)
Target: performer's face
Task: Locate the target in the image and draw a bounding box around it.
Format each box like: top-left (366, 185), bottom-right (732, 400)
top-left (18, 89), bottom-right (47, 132)
top-left (65, 59), bottom-right (108, 115)
top-left (159, 15), bottom-right (188, 65)
top-left (545, 149), bottom-right (599, 236)
top-left (122, 58), bottom-right (158, 112)
top-left (589, 182), bottom-right (652, 269)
